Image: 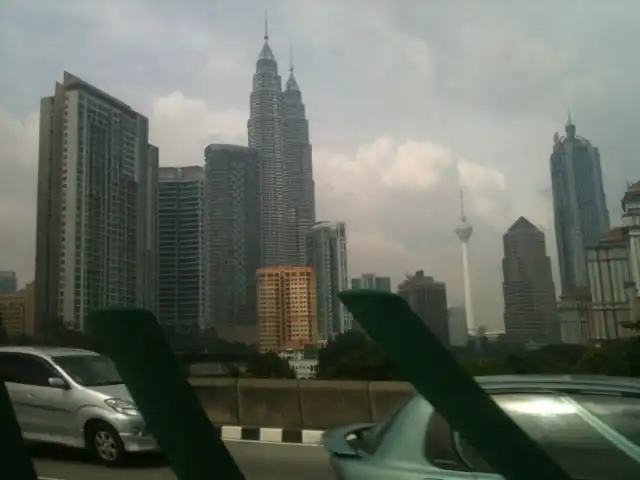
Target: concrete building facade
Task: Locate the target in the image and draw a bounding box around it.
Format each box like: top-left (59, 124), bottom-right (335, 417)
top-left (502, 217), bottom-right (559, 347)
top-left (0, 271), bottom-right (17, 294)
top-left (586, 227), bottom-right (635, 340)
top-left (448, 306), bottom-right (469, 347)
top-left (397, 271), bottom-right (450, 346)
top-left (34, 72), bottom-right (157, 333)
top-left (256, 266), bottom-right (317, 353)
top-left (351, 274), bottom-right (391, 292)
top-left (0, 281), bottom-right (35, 337)
top-left (558, 287), bottom-right (596, 345)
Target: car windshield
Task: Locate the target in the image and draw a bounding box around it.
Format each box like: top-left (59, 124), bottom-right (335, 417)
top-left (571, 393), bottom-right (640, 447)
top-left (52, 354), bottom-right (123, 387)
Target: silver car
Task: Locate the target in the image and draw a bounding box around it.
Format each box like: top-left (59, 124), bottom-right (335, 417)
top-left (0, 346), bottom-right (158, 466)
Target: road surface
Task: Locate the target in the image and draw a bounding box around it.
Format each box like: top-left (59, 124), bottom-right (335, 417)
top-left (32, 441), bottom-right (334, 480)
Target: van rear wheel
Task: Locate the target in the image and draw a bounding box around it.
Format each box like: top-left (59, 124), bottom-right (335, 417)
top-left (86, 421), bottom-right (126, 467)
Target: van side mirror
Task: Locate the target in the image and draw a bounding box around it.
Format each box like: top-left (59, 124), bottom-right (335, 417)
top-left (48, 377), bottom-right (68, 389)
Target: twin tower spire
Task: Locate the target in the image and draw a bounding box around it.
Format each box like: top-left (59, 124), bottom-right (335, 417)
top-left (259, 10), bottom-right (299, 91)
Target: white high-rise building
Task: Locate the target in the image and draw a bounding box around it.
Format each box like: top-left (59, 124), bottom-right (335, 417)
top-left (454, 189), bottom-right (476, 337)
top-left (158, 166), bottom-right (205, 330)
top-left (307, 221), bottom-right (351, 340)
top-left (35, 72), bottom-right (157, 332)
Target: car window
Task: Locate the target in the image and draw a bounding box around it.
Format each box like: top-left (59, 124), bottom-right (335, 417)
top-left (52, 354), bottom-right (122, 387)
top-left (0, 354), bottom-right (59, 387)
top-left (358, 397), bottom-right (411, 455)
top-left (454, 393), bottom-right (640, 479)
top-left (571, 393), bottom-right (640, 447)
top-left (424, 409), bottom-right (469, 472)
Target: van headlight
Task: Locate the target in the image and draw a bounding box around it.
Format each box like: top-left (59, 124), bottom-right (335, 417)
top-left (105, 398), bottom-right (139, 416)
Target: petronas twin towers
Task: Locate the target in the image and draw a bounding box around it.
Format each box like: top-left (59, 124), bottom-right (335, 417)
top-left (247, 21), bottom-right (316, 268)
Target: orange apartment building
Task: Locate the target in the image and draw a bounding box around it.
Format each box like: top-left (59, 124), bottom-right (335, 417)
top-left (256, 266), bottom-right (317, 353)
top-left (0, 281), bottom-right (36, 338)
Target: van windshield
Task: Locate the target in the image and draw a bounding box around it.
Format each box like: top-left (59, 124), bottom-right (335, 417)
top-left (53, 354), bottom-right (123, 387)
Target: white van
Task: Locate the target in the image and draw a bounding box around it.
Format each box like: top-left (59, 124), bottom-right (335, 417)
top-left (0, 346), bottom-right (158, 466)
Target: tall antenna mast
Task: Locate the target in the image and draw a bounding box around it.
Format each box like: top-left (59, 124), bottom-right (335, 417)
top-left (264, 9), bottom-right (269, 41)
top-left (459, 187), bottom-right (466, 221)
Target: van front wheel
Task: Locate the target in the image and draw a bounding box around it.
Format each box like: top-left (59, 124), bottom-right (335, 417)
top-left (85, 420), bottom-right (126, 467)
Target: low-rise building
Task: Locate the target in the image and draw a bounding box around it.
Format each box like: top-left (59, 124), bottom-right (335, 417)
top-left (0, 281), bottom-right (35, 338)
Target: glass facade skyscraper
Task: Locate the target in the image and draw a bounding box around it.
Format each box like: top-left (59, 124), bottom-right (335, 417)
top-left (158, 166), bottom-right (205, 330)
top-left (551, 117), bottom-right (610, 295)
top-left (204, 144), bottom-right (261, 327)
top-left (306, 221), bottom-right (350, 340)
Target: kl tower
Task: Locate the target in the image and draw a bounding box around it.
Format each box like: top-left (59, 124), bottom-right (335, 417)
top-left (454, 188), bottom-right (476, 339)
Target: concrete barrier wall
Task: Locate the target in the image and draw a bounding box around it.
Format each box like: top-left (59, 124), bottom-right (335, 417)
top-left (189, 378), bottom-right (415, 429)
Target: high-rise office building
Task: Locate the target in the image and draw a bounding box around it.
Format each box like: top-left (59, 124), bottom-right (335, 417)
top-left (351, 274), bottom-right (391, 292)
top-left (142, 144), bottom-right (159, 317)
top-left (397, 271), bottom-right (450, 346)
top-left (306, 221), bottom-right (350, 340)
top-left (204, 144), bottom-right (261, 328)
top-left (284, 51), bottom-right (316, 265)
top-left (551, 116), bottom-right (610, 295)
top-left (448, 306), bottom-right (469, 347)
top-left (0, 271), bottom-right (17, 294)
top-left (248, 21), bottom-right (296, 267)
top-left (502, 217), bottom-right (560, 347)
top-left (34, 72), bottom-right (157, 332)
top-left (158, 166), bottom-right (205, 330)
top-left (256, 266), bottom-right (317, 353)
top-left (622, 181), bottom-right (640, 294)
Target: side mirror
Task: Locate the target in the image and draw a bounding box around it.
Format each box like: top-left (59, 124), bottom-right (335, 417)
top-left (48, 377), bottom-right (68, 389)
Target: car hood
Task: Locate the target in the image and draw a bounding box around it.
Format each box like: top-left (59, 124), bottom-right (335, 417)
top-left (87, 383), bottom-right (134, 402)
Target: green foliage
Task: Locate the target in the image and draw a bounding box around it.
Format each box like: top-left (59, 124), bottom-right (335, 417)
top-left (0, 312), bottom-right (7, 346)
top-left (317, 331), bottom-right (403, 380)
top-left (245, 352), bottom-right (295, 379)
top-left (577, 347), bottom-right (629, 376)
top-left (317, 329), bottom-right (640, 380)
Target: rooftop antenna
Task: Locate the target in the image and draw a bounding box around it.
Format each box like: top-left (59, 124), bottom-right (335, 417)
top-left (289, 45), bottom-right (294, 73)
top-left (264, 9), bottom-right (269, 41)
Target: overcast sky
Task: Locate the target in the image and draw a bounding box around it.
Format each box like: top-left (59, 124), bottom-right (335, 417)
top-left (1, 1), bottom-right (639, 330)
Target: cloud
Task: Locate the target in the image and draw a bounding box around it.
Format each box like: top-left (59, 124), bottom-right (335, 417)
top-left (313, 136), bottom-right (512, 316)
top-left (0, 107), bottom-right (39, 285)
top-left (149, 92), bottom-right (246, 165)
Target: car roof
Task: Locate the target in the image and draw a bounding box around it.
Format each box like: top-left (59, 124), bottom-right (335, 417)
top-left (473, 374), bottom-right (640, 393)
top-left (0, 346), bottom-right (99, 359)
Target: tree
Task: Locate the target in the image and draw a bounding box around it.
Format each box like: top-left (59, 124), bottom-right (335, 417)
top-left (577, 346), bottom-right (630, 376)
top-left (246, 352), bottom-right (295, 379)
top-left (463, 357), bottom-right (511, 376)
top-left (316, 330), bottom-right (403, 380)
top-left (504, 344), bottom-right (589, 374)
